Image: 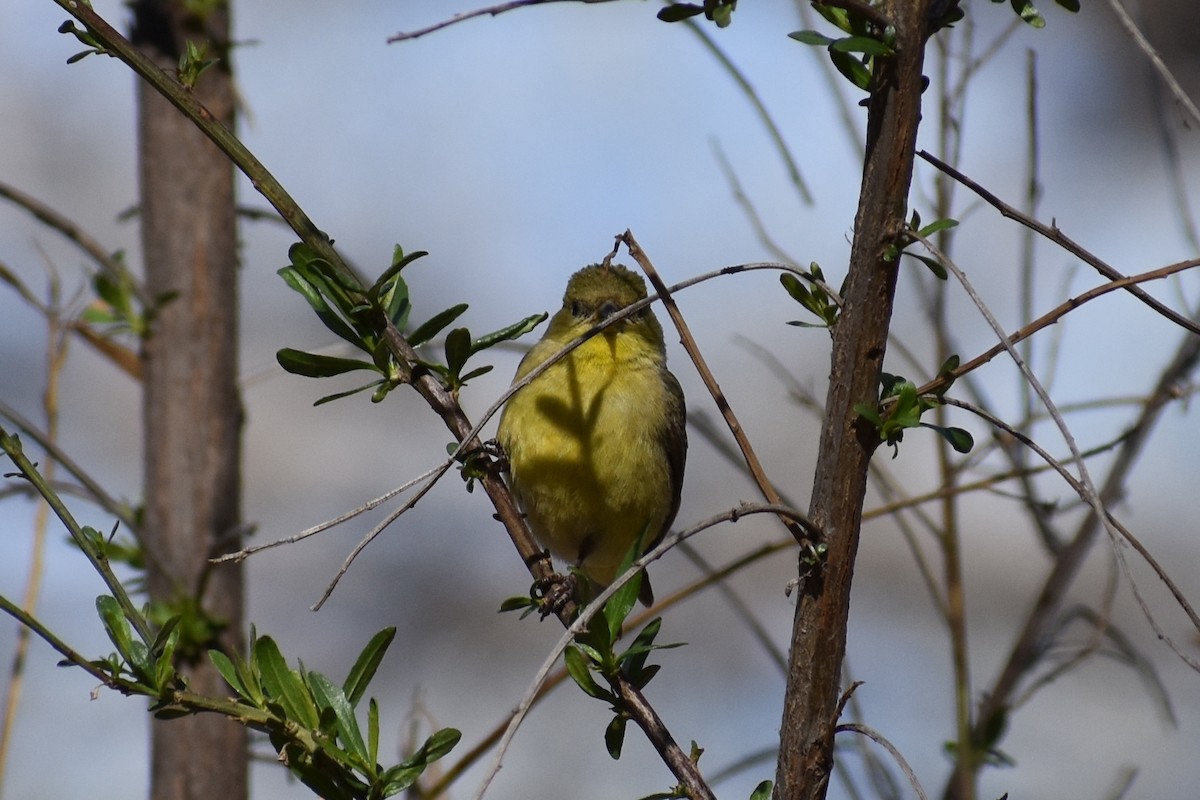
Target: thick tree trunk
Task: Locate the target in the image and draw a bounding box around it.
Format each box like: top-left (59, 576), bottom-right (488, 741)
top-left (773, 3), bottom-right (935, 799)
top-left (132, 2), bottom-right (247, 799)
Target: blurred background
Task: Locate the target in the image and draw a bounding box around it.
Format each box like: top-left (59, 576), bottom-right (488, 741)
top-left (2, 1), bottom-right (1198, 798)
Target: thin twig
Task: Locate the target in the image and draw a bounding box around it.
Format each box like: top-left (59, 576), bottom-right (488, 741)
top-left (684, 21), bottom-right (813, 205)
top-left (310, 460), bottom-right (455, 610)
top-left (427, 532), bottom-right (798, 799)
top-left (712, 139), bottom-right (801, 264)
top-left (617, 230), bottom-right (814, 547)
top-left (388, 0), bottom-right (620, 43)
top-left (917, 149), bottom-right (1200, 337)
top-left (946, 398), bottom-right (1200, 671)
top-left (0, 427), bottom-right (153, 645)
top-left (916, 256), bottom-right (1200, 397)
top-left (1105, 0), bottom-right (1200, 128)
top-left (0, 179), bottom-right (148, 306)
top-left (678, 542), bottom-right (788, 673)
top-left (471, 501), bottom-right (811, 800)
top-left (791, 0), bottom-right (864, 156)
top-left (0, 401), bottom-right (137, 532)
top-left (211, 460), bottom-right (451, 563)
top-left (834, 723), bottom-right (929, 800)
top-left (0, 273), bottom-right (67, 788)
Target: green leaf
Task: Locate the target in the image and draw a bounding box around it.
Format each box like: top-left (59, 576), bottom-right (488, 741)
top-left (1009, 0), bottom-right (1046, 27)
top-left (923, 423), bottom-right (975, 454)
top-left (780, 272), bottom-right (836, 327)
top-left (619, 618), bottom-right (663, 675)
top-left (308, 671), bottom-right (368, 764)
top-left (314, 380), bottom-right (385, 406)
top-left (278, 266), bottom-right (364, 350)
top-left (153, 625), bottom-right (180, 690)
top-left (498, 595), bottom-right (540, 615)
top-left (276, 348), bottom-right (379, 378)
top-left (603, 532), bottom-right (647, 642)
top-left (657, 3), bottom-right (704, 23)
top-left (375, 275), bottom-right (411, 330)
top-left (369, 247), bottom-right (426, 311)
top-left (787, 30), bottom-right (834, 46)
top-left (750, 780), bottom-right (774, 800)
top-left (812, 3), bottom-right (854, 33)
top-left (209, 649), bottom-right (251, 701)
top-left (830, 35), bottom-right (894, 57)
top-left (379, 729), bottom-right (462, 795)
top-left (255, 636), bottom-right (320, 729)
top-left (828, 49), bottom-right (872, 91)
top-left (368, 698), bottom-right (380, 767)
top-left (565, 645), bottom-right (611, 702)
top-left (96, 595), bottom-right (152, 683)
top-left (917, 217), bottom-right (959, 237)
top-left (343, 627), bottom-right (396, 708)
top-left (443, 327), bottom-right (472, 379)
top-left (906, 253), bottom-right (948, 280)
top-left (780, 272), bottom-right (813, 305)
top-left (458, 365), bottom-right (494, 384)
top-left (937, 354), bottom-right (960, 378)
top-left (472, 312), bottom-right (548, 353)
top-left (414, 727), bottom-right (461, 764)
top-left (853, 403), bottom-right (882, 426)
top-left (605, 714), bottom-right (628, 760)
top-left (409, 304), bottom-right (469, 348)
top-left (888, 381), bottom-right (922, 429)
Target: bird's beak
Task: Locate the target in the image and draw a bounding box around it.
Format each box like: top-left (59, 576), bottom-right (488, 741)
top-left (598, 300), bottom-right (621, 320)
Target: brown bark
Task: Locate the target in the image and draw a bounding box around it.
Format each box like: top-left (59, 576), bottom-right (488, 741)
top-left (132, 2), bottom-right (247, 799)
top-left (773, 3), bottom-right (936, 798)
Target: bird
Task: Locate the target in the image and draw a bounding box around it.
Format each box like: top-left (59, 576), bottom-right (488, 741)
top-left (497, 262), bottom-right (686, 606)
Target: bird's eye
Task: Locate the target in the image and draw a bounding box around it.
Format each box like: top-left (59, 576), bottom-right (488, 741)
top-left (571, 300), bottom-right (586, 317)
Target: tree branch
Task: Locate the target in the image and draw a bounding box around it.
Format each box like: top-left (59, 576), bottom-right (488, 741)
top-left (917, 149), bottom-right (1200, 336)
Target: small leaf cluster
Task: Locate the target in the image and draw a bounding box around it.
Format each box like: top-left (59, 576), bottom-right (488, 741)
top-left (92, 594), bottom-right (183, 702)
top-left (446, 438), bottom-right (504, 494)
top-left (885, 211), bottom-right (959, 280)
top-left (780, 263), bottom-right (839, 329)
top-left (178, 40), bottom-right (219, 88)
top-left (58, 19), bottom-right (115, 64)
top-left (82, 258), bottom-right (171, 340)
top-left (277, 243), bottom-right (545, 403)
top-left (995, 0), bottom-right (1080, 29)
top-left (788, 5), bottom-right (896, 94)
top-left (657, 0), bottom-right (738, 29)
top-left (944, 701), bottom-right (1016, 769)
top-left (4, 433), bottom-right (459, 800)
top-left (210, 628), bottom-right (461, 800)
top-left (563, 563), bottom-right (685, 761)
top-left (749, 781), bottom-right (774, 800)
top-left (854, 358), bottom-right (974, 457)
top-left (74, 521), bottom-right (145, 579)
top-left (417, 311), bottom-right (546, 395)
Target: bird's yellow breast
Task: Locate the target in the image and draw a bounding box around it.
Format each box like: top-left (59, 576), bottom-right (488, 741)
top-left (497, 329), bottom-right (675, 586)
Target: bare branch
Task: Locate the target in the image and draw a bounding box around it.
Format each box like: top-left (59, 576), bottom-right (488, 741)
top-left (917, 150), bottom-right (1200, 336)
top-left (917, 256), bottom-right (1200, 397)
top-left (618, 230), bottom-right (817, 548)
top-left (388, 0), bottom-right (620, 43)
top-left (472, 502), bottom-right (812, 800)
top-left (1106, 0), bottom-right (1200, 128)
top-left (834, 723), bottom-right (929, 800)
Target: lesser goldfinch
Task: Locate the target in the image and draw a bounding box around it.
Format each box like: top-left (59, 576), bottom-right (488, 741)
top-left (497, 263), bottom-right (687, 605)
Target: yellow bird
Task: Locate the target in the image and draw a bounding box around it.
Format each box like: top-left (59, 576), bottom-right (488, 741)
top-left (497, 263), bottom-right (687, 605)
